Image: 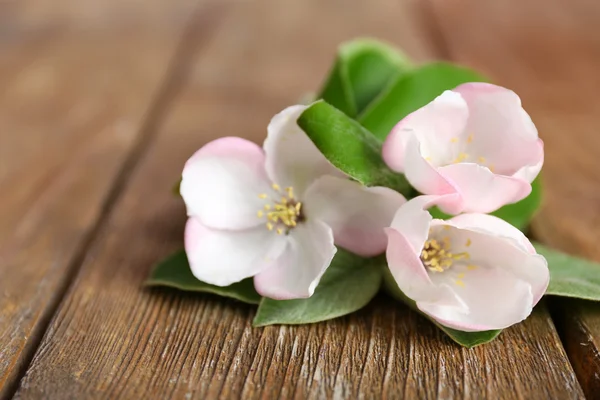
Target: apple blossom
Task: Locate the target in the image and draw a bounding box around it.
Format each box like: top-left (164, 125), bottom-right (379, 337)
top-left (382, 82), bottom-right (544, 214)
top-left (385, 195), bottom-right (549, 332)
top-left (180, 105), bottom-right (406, 300)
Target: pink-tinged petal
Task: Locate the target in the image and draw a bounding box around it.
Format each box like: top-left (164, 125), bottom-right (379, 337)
top-left (386, 228), bottom-right (467, 308)
top-left (181, 137), bottom-right (272, 230)
top-left (263, 105), bottom-right (343, 195)
top-left (513, 139), bottom-right (544, 183)
top-left (383, 90), bottom-right (469, 171)
top-left (389, 195), bottom-right (434, 256)
top-left (437, 163), bottom-right (531, 214)
top-left (403, 134), bottom-right (460, 199)
top-left (389, 194), bottom-right (462, 255)
top-left (446, 213), bottom-right (535, 253)
top-left (385, 228), bottom-right (432, 295)
top-left (254, 219), bottom-right (336, 300)
top-left (441, 215), bottom-right (549, 303)
top-left (381, 124), bottom-right (409, 173)
top-left (453, 82), bottom-right (541, 176)
top-left (418, 267), bottom-right (534, 331)
top-left (303, 176), bottom-right (406, 257)
top-left (184, 217), bottom-right (286, 287)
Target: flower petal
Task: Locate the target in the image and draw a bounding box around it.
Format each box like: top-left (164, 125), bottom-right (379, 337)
top-left (453, 82), bottom-right (542, 176)
top-left (254, 219), bottom-right (336, 300)
top-left (385, 228), bottom-right (433, 296)
top-left (437, 163), bottom-right (531, 214)
top-left (181, 137), bottom-right (272, 230)
top-left (445, 213), bottom-right (534, 252)
top-left (184, 217), bottom-right (286, 287)
top-left (418, 266), bottom-right (534, 332)
top-left (263, 105), bottom-right (343, 195)
top-left (303, 176), bottom-right (406, 257)
top-left (402, 134), bottom-right (462, 210)
top-left (442, 214), bottom-right (549, 303)
top-left (513, 139), bottom-right (544, 183)
top-left (389, 194), bottom-right (461, 255)
top-left (386, 227), bottom-right (467, 309)
top-left (383, 90), bottom-right (469, 171)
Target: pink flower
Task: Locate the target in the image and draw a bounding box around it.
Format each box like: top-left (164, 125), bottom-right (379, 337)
top-left (181, 105), bottom-right (406, 300)
top-left (382, 83), bottom-right (544, 214)
top-left (385, 195), bottom-right (549, 332)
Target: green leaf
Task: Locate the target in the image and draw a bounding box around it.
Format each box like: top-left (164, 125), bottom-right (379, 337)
top-left (318, 38), bottom-right (412, 118)
top-left (429, 176), bottom-right (543, 232)
top-left (253, 249), bottom-right (382, 326)
top-left (145, 250), bottom-right (262, 304)
top-left (534, 243), bottom-right (600, 301)
top-left (359, 62), bottom-right (488, 140)
top-left (381, 265), bottom-right (502, 348)
top-left (297, 100), bottom-right (411, 194)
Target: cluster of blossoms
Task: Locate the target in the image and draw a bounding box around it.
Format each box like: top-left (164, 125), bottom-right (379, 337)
top-left (180, 83), bottom-right (549, 332)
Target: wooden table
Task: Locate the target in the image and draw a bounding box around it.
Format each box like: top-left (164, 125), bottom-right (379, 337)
top-left (1, 0), bottom-right (599, 398)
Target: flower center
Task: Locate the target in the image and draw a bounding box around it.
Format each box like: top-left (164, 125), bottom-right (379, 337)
top-left (445, 133), bottom-right (495, 172)
top-left (421, 236), bottom-right (470, 273)
top-left (257, 184), bottom-right (304, 235)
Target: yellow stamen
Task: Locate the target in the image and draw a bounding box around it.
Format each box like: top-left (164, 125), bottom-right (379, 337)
top-left (259, 187), bottom-right (302, 234)
top-left (455, 280), bottom-right (465, 287)
top-left (467, 133), bottom-right (474, 143)
top-left (453, 152), bottom-right (468, 163)
top-left (465, 238), bottom-right (472, 247)
top-left (467, 264), bottom-right (478, 271)
top-left (478, 156), bottom-right (486, 163)
top-left (258, 193), bottom-right (268, 199)
top-left (421, 237), bottom-right (470, 273)
top-left (450, 137), bottom-right (458, 143)
top-left (457, 273), bottom-right (465, 279)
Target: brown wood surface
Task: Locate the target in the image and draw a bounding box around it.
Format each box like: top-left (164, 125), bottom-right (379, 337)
top-left (429, 0), bottom-right (600, 397)
top-left (0, 0), bottom-right (196, 397)
top-left (0, 0), bottom-right (591, 398)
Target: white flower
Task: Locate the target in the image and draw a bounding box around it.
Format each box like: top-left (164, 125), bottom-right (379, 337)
top-left (385, 195), bottom-right (549, 331)
top-left (181, 105), bottom-right (406, 299)
top-left (382, 83), bottom-right (544, 214)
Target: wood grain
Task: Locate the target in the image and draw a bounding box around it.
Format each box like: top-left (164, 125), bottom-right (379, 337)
top-left (429, 0), bottom-right (600, 396)
top-left (0, 1), bottom-right (198, 397)
top-left (10, 0), bottom-right (585, 398)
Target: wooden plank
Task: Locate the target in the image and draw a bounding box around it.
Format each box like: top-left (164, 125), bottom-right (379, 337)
top-left (14, 0), bottom-right (583, 398)
top-left (0, 1), bottom-right (199, 398)
top-left (428, 0), bottom-right (600, 397)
